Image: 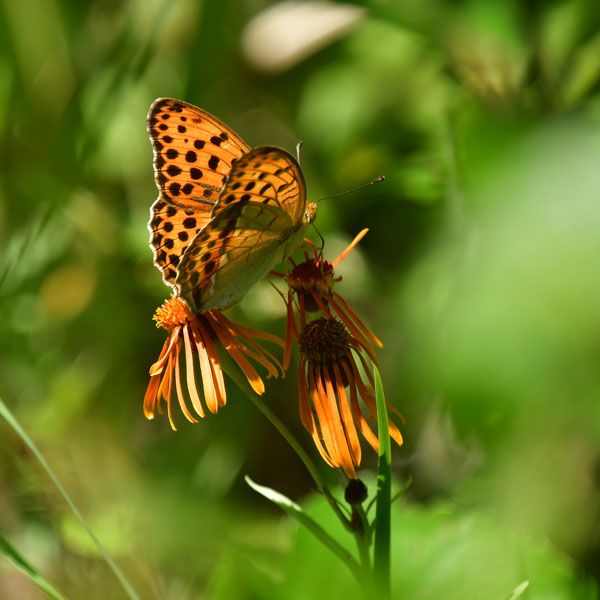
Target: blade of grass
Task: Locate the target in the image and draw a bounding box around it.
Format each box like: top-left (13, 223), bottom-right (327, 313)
top-left (0, 399), bottom-right (141, 600)
top-left (373, 365), bottom-right (391, 599)
top-left (0, 533), bottom-right (69, 600)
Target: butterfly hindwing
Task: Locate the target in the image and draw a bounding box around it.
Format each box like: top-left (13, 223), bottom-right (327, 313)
top-left (147, 98), bottom-right (251, 286)
top-left (175, 146), bottom-right (308, 311)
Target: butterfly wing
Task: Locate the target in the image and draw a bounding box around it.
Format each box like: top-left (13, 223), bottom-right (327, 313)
top-left (176, 146), bottom-right (309, 312)
top-left (147, 98), bottom-right (251, 286)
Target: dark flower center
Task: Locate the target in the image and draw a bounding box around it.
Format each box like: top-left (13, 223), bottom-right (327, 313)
top-left (287, 259), bottom-right (336, 292)
top-left (298, 317), bottom-right (350, 363)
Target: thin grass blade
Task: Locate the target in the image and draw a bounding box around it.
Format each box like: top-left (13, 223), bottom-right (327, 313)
top-left (0, 533), bottom-right (69, 600)
top-left (0, 399), bottom-right (141, 600)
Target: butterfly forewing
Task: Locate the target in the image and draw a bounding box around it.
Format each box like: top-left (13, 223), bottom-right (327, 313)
top-left (175, 146), bottom-right (308, 312)
top-left (147, 98), bottom-right (250, 206)
top-left (147, 98), bottom-right (251, 287)
top-left (148, 199), bottom-right (214, 285)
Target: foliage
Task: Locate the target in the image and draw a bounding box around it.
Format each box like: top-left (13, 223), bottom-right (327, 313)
top-left (1, 0), bottom-right (600, 598)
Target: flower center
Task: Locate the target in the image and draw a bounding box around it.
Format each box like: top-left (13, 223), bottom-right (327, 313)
top-left (298, 317), bottom-right (350, 363)
top-left (153, 296), bottom-right (191, 330)
top-left (287, 259), bottom-right (336, 292)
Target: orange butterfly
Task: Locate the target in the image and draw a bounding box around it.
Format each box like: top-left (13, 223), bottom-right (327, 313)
top-left (147, 98), bottom-right (316, 313)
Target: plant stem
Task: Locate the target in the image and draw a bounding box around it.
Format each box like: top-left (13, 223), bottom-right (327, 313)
top-left (245, 385), bottom-right (351, 529)
top-left (354, 529), bottom-right (374, 595)
top-left (216, 347), bottom-right (351, 531)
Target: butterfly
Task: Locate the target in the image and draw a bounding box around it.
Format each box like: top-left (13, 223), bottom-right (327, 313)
top-left (147, 98), bottom-right (316, 313)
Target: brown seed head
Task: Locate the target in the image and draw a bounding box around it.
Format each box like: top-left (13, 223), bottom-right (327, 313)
top-left (298, 317), bottom-right (350, 363)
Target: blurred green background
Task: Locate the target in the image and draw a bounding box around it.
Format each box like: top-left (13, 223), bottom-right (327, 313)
top-left (2, 0), bottom-right (600, 598)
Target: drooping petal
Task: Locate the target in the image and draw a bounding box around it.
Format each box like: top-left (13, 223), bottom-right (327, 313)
top-left (331, 290), bottom-right (382, 349)
top-left (322, 292), bottom-right (376, 363)
top-left (217, 312), bottom-right (285, 349)
top-left (348, 351), bottom-right (404, 448)
top-left (202, 332), bottom-right (227, 409)
top-left (190, 322), bottom-right (219, 414)
top-left (143, 374), bottom-right (161, 420)
top-left (308, 363), bottom-right (340, 467)
top-left (332, 360), bottom-right (361, 466)
top-left (341, 357), bottom-right (379, 452)
top-left (182, 324), bottom-right (206, 419)
top-left (317, 364), bottom-right (356, 479)
top-left (149, 328), bottom-right (180, 376)
top-left (173, 340), bottom-right (198, 425)
top-left (298, 357), bottom-right (335, 467)
top-left (214, 322), bottom-right (266, 395)
top-left (158, 352), bottom-right (174, 405)
top-left (194, 317), bottom-right (227, 412)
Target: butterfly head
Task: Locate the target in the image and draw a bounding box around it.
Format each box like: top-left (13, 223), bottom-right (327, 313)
top-left (303, 202), bottom-right (317, 224)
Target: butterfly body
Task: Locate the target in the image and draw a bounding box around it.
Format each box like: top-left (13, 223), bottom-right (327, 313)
top-left (147, 99), bottom-right (316, 313)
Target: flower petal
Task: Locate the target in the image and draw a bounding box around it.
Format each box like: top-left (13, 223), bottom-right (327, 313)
top-left (331, 291), bottom-right (382, 348)
top-left (173, 339), bottom-right (198, 425)
top-left (143, 374), bottom-right (161, 420)
top-left (190, 323), bottom-right (219, 414)
top-left (317, 364), bottom-right (356, 479)
top-left (182, 324), bottom-right (206, 419)
top-left (332, 360), bottom-right (361, 467)
top-left (149, 328), bottom-right (180, 376)
top-left (332, 229), bottom-right (368, 268)
top-left (298, 358), bottom-right (335, 467)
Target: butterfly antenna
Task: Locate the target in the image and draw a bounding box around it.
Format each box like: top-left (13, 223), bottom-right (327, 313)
top-left (296, 141), bottom-right (303, 166)
top-left (317, 175), bottom-right (385, 203)
top-left (310, 222), bottom-right (326, 258)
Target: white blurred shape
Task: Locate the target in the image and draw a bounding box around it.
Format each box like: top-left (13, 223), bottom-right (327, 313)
top-left (242, 1), bottom-right (365, 73)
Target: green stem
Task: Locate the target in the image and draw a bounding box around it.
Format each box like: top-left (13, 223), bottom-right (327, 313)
top-left (216, 347), bottom-right (351, 531)
top-left (373, 365), bottom-right (392, 599)
top-left (355, 532), bottom-right (373, 595)
top-left (248, 388), bottom-right (350, 528)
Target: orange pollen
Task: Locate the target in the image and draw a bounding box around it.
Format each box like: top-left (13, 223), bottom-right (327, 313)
top-left (153, 296), bottom-right (191, 331)
top-left (299, 317), bottom-right (350, 364)
top-left (287, 259), bottom-right (337, 292)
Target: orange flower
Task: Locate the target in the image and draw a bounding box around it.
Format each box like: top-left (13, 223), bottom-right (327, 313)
top-left (298, 317), bottom-right (403, 479)
top-left (144, 296), bottom-right (283, 429)
top-left (272, 229), bottom-right (382, 370)
top-left (273, 230), bottom-right (403, 478)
